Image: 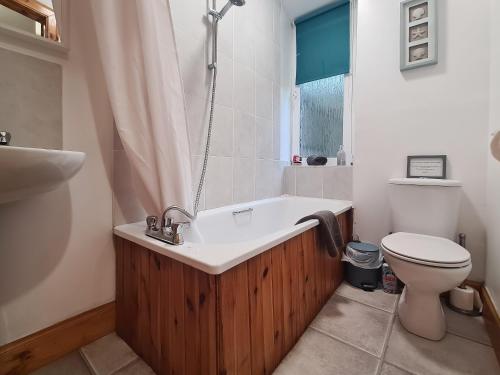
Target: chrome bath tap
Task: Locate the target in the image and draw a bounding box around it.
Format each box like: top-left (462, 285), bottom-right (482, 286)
top-left (145, 206), bottom-right (195, 245)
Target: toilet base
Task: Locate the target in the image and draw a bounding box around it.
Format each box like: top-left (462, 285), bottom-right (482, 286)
top-left (398, 286), bottom-right (446, 341)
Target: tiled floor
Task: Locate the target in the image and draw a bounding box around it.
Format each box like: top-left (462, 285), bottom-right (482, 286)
top-left (31, 282), bottom-right (499, 375)
top-left (275, 282), bottom-right (500, 375)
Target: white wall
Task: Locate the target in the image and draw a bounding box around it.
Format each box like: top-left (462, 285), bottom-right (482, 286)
top-left (0, 1), bottom-right (115, 345)
top-left (485, 0), bottom-right (500, 308)
top-left (114, 0), bottom-right (295, 224)
top-left (353, 0), bottom-right (490, 281)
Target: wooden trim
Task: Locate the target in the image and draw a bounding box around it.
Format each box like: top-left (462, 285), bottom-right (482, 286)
top-left (0, 302), bottom-right (116, 375)
top-left (481, 286), bottom-right (500, 365)
top-left (0, 0), bottom-right (58, 41)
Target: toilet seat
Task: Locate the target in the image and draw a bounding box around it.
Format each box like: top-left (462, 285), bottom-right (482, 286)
top-left (381, 232), bottom-right (471, 268)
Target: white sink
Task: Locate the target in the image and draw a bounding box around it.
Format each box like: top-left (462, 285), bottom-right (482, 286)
top-left (0, 146), bottom-right (86, 204)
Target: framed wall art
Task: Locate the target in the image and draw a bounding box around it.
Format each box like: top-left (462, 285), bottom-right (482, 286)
top-left (400, 0), bottom-right (437, 71)
top-left (407, 155), bottom-right (447, 179)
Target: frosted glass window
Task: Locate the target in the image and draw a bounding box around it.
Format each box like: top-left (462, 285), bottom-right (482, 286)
top-left (299, 75), bottom-right (344, 158)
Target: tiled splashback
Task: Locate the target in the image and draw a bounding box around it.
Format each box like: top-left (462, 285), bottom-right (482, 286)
top-left (0, 47), bottom-right (62, 149)
top-left (113, 0), bottom-right (294, 224)
top-left (284, 166), bottom-right (353, 201)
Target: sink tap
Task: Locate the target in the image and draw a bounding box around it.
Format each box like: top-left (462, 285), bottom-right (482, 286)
top-left (145, 205), bottom-right (196, 245)
top-left (0, 131), bottom-right (11, 146)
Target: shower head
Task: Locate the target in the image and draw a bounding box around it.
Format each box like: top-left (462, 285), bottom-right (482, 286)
top-left (217, 0), bottom-right (246, 19)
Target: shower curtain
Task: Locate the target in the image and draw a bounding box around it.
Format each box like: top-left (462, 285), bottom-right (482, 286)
top-left (89, 0), bottom-right (194, 217)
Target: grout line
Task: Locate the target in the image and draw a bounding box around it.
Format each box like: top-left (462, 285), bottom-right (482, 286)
top-left (445, 331), bottom-right (494, 348)
top-left (335, 291), bottom-right (399, 315)
top-left (383, 361), bottom-right (419, 375)
top-left (375, 310), bottom-right (397, 375)
top-left (308, 325), bottom-right (382, 360)
top-left (334, 289), bottom-right (400, 315)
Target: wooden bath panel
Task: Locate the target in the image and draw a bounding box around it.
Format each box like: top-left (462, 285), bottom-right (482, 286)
top-left (115, 209), bottom-right (352, 375)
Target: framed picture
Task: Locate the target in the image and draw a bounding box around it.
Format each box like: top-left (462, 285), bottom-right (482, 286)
top-left (407, 155), bottom-right (447, 179)
top-left (400, 0), bottom-right (437, 71)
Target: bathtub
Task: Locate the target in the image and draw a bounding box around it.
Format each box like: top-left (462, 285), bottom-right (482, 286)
top-left (114, 195), bottom-right (352, 274)
top-left (114, 195), bottom-right (353, 375)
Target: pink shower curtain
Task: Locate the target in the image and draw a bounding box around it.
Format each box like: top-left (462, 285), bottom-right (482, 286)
top-left (89, 0), bottom-right (194, 217)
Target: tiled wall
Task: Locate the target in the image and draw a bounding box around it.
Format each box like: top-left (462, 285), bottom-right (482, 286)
top-left (0, 47), bottom-right (62, 149)
top-left (283, 166), bottom-right (353, 201)
top-left (113, 0), bottom-right (294, 224)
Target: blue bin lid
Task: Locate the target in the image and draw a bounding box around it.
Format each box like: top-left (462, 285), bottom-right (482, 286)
top-left (347, 242), bottom-right (379, 253)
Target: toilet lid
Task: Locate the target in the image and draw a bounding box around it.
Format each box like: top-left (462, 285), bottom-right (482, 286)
top-left (381, 232), bottom-right (471, 266)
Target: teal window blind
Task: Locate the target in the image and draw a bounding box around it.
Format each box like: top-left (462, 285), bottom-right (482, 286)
top-left (296, 2), bottom-right (350, 85)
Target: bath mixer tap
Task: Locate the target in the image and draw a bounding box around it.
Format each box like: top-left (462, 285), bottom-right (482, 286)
top-left (145, 205), bottom-right (195, 246)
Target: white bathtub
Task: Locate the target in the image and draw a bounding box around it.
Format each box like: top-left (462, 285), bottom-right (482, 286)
top-left (114, 195), bottom-right (352, 274)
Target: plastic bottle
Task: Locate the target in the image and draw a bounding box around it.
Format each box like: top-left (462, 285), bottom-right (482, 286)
top-left (337, 145), bottom-right (346, 166)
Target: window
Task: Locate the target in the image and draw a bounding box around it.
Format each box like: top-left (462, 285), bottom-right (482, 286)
top-left (299, 74), bottom-right (344, 157)
top-left (0, 0), bottom-right (59, 41)
top-left (292, 1), bottom-right (354, 164)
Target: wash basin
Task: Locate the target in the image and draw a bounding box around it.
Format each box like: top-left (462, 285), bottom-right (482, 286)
top-left (0, 146), bottom-right (86, 204)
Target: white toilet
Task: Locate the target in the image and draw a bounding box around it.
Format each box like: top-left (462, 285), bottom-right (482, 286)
top-left (381, 178), bottom-right (472, 341)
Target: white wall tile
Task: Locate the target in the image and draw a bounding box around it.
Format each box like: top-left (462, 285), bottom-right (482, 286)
top-left (234, 157), bottom-right (255, 203)
top-left (210, 104), bottom-right (234, 157)
top-left (255, 159), bottom-right (274, 199)
top-left (255, 31), bottom-right (275, 80)
top-left (205, 156), bottom-right (234, 209)
top-left (215, 0), bottom-right (234, 57)
top-left (214, 52), bottom-right (234, 108)
top-left (234, 63), bottom-right (255, 115)
top-left (256, 117), bottom-right (273, 159)
top-left (283, 164), bottom-right (296, 195)
top-left (256, 74), bottom-right (273, 120)
top-left (186, 93), bottom-right (209, 156)
top-left (295, 167), bottom-right (324, 198)
top-left (323, 167), bottom-right (353, 200)
top-left (170, 0), bottom-right (208, 42)
top-left (191, 155), bottom-right (206, 211)
top-left (286, 166), bottom-right (354, 201)
top-left (271, 161), bottom-right (286, 196)
top-left (234, 110), bottom-right (256, 158)
top-left (175, 29), bottom-right (209, 98)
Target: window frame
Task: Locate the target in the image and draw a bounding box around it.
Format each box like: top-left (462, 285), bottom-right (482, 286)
top-left (291, 0), bottom-right (357, 166)
top-left (0, 0), bottom-right (69, 54)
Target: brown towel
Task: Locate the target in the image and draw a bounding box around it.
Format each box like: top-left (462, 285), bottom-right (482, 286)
top-left (296, 211), bottom-right (344, 257)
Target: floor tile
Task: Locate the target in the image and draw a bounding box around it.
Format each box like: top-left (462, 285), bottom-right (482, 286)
top-left (80, 333), bottom-right (137, 375)
top-left (111, 359), bottom-right (155, 375)
top-left (444, 304), bottom-right (491, 346)
top-left (30, 352), bottom-right (91, 375)
top-left (310, 294), bottom-right (393, 357)
top-left (385, 319), bottom-right (500, 375)
top-left (335, 282), bottom-right (400, 313)
top-left (273, 328), bottom-right (379, 375)
top-left (379, 363), bottom-right (413, 375)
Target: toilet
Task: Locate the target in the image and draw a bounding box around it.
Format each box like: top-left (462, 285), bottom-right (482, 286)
top-left (381, 178), bottom-right (472, 341)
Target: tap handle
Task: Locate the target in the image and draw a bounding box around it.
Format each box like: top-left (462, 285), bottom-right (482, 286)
top-left (146, 215), bottom-right (159, 231)
top-left (0, 131), bottom-right (11, 145)
top-left (170, 221), bottom-right (190, 233)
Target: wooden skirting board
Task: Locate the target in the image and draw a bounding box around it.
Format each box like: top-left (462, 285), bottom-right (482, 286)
top-left (0, 302), bottom-right (116, 375)
top-left (464, 280), bottom-right (500, 365)
top-left (480, 285), bottom-right (500, 365)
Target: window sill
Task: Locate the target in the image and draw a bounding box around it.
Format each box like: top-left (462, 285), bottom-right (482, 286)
top-left (0, 23), bottom-right (68, 57)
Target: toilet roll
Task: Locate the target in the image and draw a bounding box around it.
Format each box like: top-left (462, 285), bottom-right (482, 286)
top-left (491, 131), bottom-right (500, 162)
top-left (450, 286), bottom-right (475, 312)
